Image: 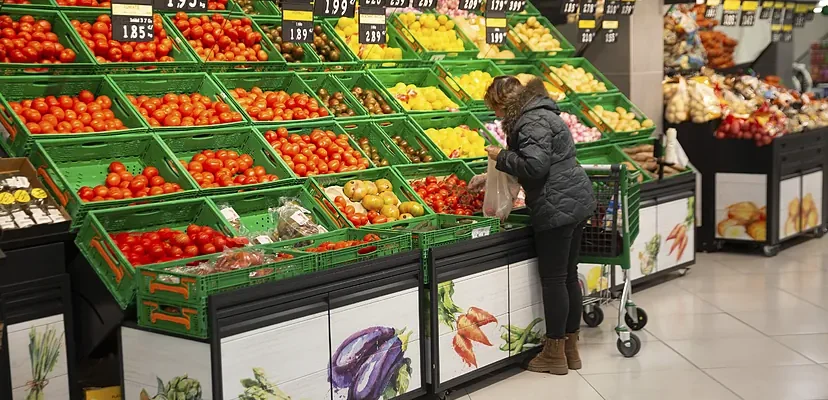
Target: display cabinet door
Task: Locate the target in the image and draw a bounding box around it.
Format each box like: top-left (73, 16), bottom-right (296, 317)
top-left (657, 196), bottom-right (696, 271)
top-left (801, 170), bottom-right (823, 232)
top-left (715, 173), bottom-right (768, 241)
top-left (507, 258), bottom-right (545, 356)
top-left (7, 315), bottom-right (69, 400)
top-left (628, 204), bottom-right (659, 282)
top-left (778, 176), bottom-right (803, 241)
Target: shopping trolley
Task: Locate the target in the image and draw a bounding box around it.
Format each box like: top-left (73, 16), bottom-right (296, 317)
top-left (579, 164), bottom-right (646, 357)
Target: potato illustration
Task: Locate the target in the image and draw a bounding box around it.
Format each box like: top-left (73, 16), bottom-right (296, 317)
top-left (727, 202), bottom-right (760, 223)
top-left (759, 206), bottom-right (767, 221)
top-left (802, 194), bottom-right (814, 215)
top-left (747, 220), bottom-right (767, 241)
top-left (788, 197), bottom-right (800, 218)
top-left (805, 209), bottom-right (819, 229)
top-left (785, 216), bottom-right (800, 236)
top-left (717, 218), bottom-right (745, 238)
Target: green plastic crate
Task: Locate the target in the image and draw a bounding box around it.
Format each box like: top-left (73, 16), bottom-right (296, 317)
top-left (393, 160), bottom-right (478, 214)
top-left (3, 0), bottom-right (56, 8)
top-left (0, 75), bottom-right (148, 157)
top-left (207, 183), bottom-right (347, 237)
top-left (338, 119), bottom-right (411, 166)
top-left (372, 116), bottom-right (442, 164)
top-left (507, 15), bottom-right (574, 59)
top-left (389, 12), bottom-right (479, 61)
top-left (137, 247), bottom-right (312, 306)
top-left (137, 294), bottom-right (209, 338)
top-left (272, 228), bottom-right (413, 267)
top-left (76, 198), bottom-right (235, 309)
top-left (434, 60), bottom-right (504, 110)
top-left (309, 20), bottom-right (361, 71)
top-left (323, 18), bottom-right (422, 69)
top-left (466, 159), bottom-right (487, 174)
top-left (300, 72), bottom-right (369, 120)
top-left (29, 133), bottom-right (198, 229)
top-left (539, 57), bottom-right (619, 97)
top-left (211, 70), bottom-right (333, 126)
top-left (159, 126), bottom-right (298, 195)
top-left (522, 1), bottom-right (541, 16)
top-left (410, 111), bottom-right (499, 161)
top-left (365, 213), bottom-right (499, 250)
top-left (447, 14), bottom-right (528, 65)
top-left (369, 68), bottom-right (466, 113)
top-left (161, 12), bottom-right (287, 73)
top-left (0, 7), bottom-right (96, 76)
top-left (108, 73), bottom-right (248, 132)
top-left (556, 101), bottom-right (609, 148)
top-left (501, 213), bottom-right (531, 230)
top-left (308, 166), bottom-right (433, 228)
top-left (496, 63), bottom-right (568, 102)
top-left (616, 137), bottom-right (694, 180)
top-left (233, 0), bottom-right (281, 16)
top-left (252, 16), bottom-right (323, 72)
top-left (578, 93), bottom-right (657, 141)
top-left (61, 10), bottom-right (200, 74)
top-left (328, 71), bottom-right (404, 117)
top-left (575, 144), bottom-right (651, 183)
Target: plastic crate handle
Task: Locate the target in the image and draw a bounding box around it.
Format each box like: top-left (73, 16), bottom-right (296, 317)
top-left (145, 301), bottom-right (196, 330)
top-left (142, 271), bottom-right (196, 299)
top-left (89, 231), bottom-right (125, 283)
top-left (35, 165), bottom-right (69, 206)
top-left (453, 227), bottom-right (473, 236)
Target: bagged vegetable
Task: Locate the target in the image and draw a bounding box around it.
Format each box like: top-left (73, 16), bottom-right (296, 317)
top-left (687, 79), bottom-right (721, 122)
top-left (482, 159), bottom-right (520, 221)
top-left (273, 198), bottom-right (328, 240)
top-left (664, 76), bottom-right (690, 123)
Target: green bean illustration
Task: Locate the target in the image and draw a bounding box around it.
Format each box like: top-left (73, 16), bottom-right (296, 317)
top-left (499, 318), bottom-right (543, 354)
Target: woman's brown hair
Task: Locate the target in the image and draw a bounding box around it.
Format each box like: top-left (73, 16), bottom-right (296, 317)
top-left (484, 75), bottom-right (525, 112)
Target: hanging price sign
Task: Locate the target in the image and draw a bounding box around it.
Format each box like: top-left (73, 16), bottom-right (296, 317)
top-left (153, 0), bottom-right (205, 12)
top-left (411, 0), bottom-right (436, 9)
top-left (740, 0), bottom-right (758, 25)
top-left (705, 0), bottom-right (720, 18)
top-left (759, 0), bottom-right (773, 18)
top-left (111, 0), bottom-right (154, 42)
top-left (314, 0), bottom-right (355, 17)
top-left (358, 6), bottom-right (386, 44)
top-left (806, 9), bottom-right (815, 21)
top-left (281, 0), bottom-right (314, 43)
top-left (485, 0), bottom-right (507, 44)
top-left (620, 0), bottom-right (635, 15)
top-left (603, 15), bottom-right (619, 44)
top-left (793, 3), bottom-right (808, 27)
top-left (578, 18), bottom-right (596, 44)
top-left (561, 0), bottom-right (578, 14)
top-left (782, 2), bottom-right (794, 41)
top-left (506, 0), bottom-right (525, 12)
top-left (385, 0), bottom-right (408, 7)
top-left (458, 0), bottom-right (482, 11)
top-left (721, 0), bottom-right (740, 26)
top-left (604, 0), bottom-right (620, 15)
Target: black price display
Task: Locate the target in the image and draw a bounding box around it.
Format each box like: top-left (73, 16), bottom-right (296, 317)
top-left (771, 1), bottom-right (783, 23)
top-left (314, 0), bottom-right (355, 17)
top-left (487, 0), bottom-right (507, 12)
top-left (561, 0), bottom-right (578, 14)
top-left (411, 0), bottom-right (436, 10)
top-left (358, 6), bottom-right (386, 44)
top-left (385, 0), bottom-right (408, 7)
top-left (782, 24), bottom-right (793, 42)
top-left (578, 18), bottom-right (596, 44)
top-left (759, 0), bottom-right (773, 19)
top-left (282, 0), bottom-right (314, 43)
top-left (704, 0), bottom-right (720, 19)
top-left (793, 3), bottom-right (808, 27)
top-left (620, 0), bottom-right (635, 15)
top-left (602, 17), bottom-right (619, 44)
top-left (362, 0), bottom-right (383, 5)
top-left (579, 0), bottom-right (597, 15)
top-left (485, 17), bottom-right (507, 44)
top-left (458, 0), bottom-right (481, 11)
top-left (720, 0), bottom-right (739, 26)
top-left (506, 0), bottom-right (525, 12)
top-left (806, 10), bottom-right (815, 21)
top-left (153, 0), bottom-right (205, 12)
top-left (604, 0), bottom-right (620, 15)
top-left (740, 0), bottom-right (757, 26)
top-left (782, 2), bottom-right (794, 23)
top-left (111, 0), bottom-right (154, 42)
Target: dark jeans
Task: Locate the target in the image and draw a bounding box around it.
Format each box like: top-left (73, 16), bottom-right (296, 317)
top-left (533, 221), bottom-right (586, 339)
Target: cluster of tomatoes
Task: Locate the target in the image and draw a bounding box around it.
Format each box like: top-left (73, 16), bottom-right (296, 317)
top-left (0, 14), bottom-right (78, 65)
top-left (332, 195), bottom-right (370, 227)
top-left (126, 92), bottom-right (244, 128)
top-left (410, 175), bottom-right (482, 216)
top-left (5, 0), bottom-right (34, 4)
top-left (207, 0), bottom-right (230, 10)
top-left (56, 0), bottom-right (111, 6)
top-left (10, 90), bottom-right (126, 135)
top-left (110, 224), bottom-right (248, 266)
top-left (77, 162), bottom-right (185, 202)
top-left (70, 14), bottom-right (174, 63)
top-left (303, 233), bottom-right (381, 253)
top-left (171, 12), bottom-right (267, 62)
top-left (230, 87), bottom-right (329, 122)
top-left (181, 149), bottom-right (279, 188)
top-left (263, 127), bottom-right (369, 177)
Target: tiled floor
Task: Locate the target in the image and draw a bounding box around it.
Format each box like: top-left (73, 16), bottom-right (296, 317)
top-left (449, 237), bottom-right (828, 400)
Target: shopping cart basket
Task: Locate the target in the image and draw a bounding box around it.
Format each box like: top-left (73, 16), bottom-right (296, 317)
top-left (579, 164), bottom-right (646, 357)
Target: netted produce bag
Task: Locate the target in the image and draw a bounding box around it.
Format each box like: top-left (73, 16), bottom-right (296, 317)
top-left (664, 76), bottom-right (690, 124)
top-left (272, 198), bottom-right (328, 241)
top-left (687, 78), bottom-right (721, 123)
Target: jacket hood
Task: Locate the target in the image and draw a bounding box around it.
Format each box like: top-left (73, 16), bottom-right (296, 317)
top-left (501, 77), bottom-right (559, 138)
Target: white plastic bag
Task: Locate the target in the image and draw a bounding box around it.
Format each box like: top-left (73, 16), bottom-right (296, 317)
top-left (483, 159), bottom-right (516, 221)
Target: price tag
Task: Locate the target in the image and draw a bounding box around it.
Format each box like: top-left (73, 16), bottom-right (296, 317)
top-left (385, 0), bottom-right (408, 7)
top-left (314, 0), bottom-right (354, 17)
top-left (111, 0), bottom-right (154, 42)
top-left (458, 0), bottom-right (482, 11)
top-left (604, 0), bottom-right (620, 15)
top-left (782, 23), bottom-right (793, 41)
top-left (721, 0), bottom-right (739, 26)
top-left (579, 0), bottom-right (597, 15)
top-left (771, 22), bottom-right (782, 42)
top-left (793, 3), bottom-right (808, 27)
top-left (602, 17), bottom-right (619, 44)
top-left (705, 0), bottom-right (720, 18)
top-left (153, 0), bottom-right (205, 12)
top-left (740, 0), bottom-right (757, 25)
top-left (771, 1), bottom-right (784, 24)
top-left (759, 0), bottom-right (773, 19)
top-left (472, 226), bottom-right (490, 239)
top-left (485, 0), bottom-right (507, 44)
top-left (358, 6), bottom-right (387, 44)
top-left (487, 0), bottom-right (507, 12)
top-left (578, 17), bottom-right (596, 44)
top-left (561, 0), bottom-right (578, 14)
top-left (281, 0), bottom-right (314, 43)
top-left (782, 2), bottom-right (793, 41)
top-left (620, 0), bottom-right (635, 15)
top-left (411, 0), bottom-right (436, 10)
top-left (362, 0), bottom-right (383, 5)
top-left (806, 9), bottom-right (815, 21)
top-left (506, 0), bottom-right (525, 12)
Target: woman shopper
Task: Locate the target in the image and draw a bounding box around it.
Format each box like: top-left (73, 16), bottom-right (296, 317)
top-left (483, 76), bottom-right (596, 375)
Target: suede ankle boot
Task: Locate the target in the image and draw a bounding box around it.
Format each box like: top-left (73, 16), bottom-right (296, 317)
top-left (565, 332), bottom-right (582, 370)
top-left (527, 337), bottom-right (568, 375)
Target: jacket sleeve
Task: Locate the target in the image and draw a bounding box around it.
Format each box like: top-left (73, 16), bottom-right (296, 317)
top-left (495, 118), bottom-right (554, 180)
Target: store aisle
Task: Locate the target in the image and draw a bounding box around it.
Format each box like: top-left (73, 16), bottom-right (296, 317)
top-left (451, 237), bottom-right (828, 400)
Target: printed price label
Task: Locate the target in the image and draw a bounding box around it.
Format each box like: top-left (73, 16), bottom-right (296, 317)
top-left (782, 24), bottom-right (793, 42)
top-left (578, 17), bottom-right (596, 44)
top-left (740, 1), bottom-right (758, 25)
top-left (111, 0), bottom-right (154, 42)
top-left (793, 3), bottom-right (808, 27)
top-left (721, 0), bottom-right (739, 26)
top-left (604, 0), bottom-right (620, 15)
top-left (411, 0), bottom-right (436, 9)
top-left (620, 0), bottom-right (635, 15)
top-left (282, 1), bottom-right (314, 43)
top-left (153, 0), bottom-right (205, 12)
top-left (255, 235), bottom-right (273, 244)
top-left (506, 0), bottom-right (525, 12)
top-left (561, 0), bottom-right (578, 14)
top-left (579, 0), bottom-right (597, 15)
top-left (487, 0), bottom-right (507, 12)
top-left (603, 17), bottom-right (619, 44)
top-left (362, 0), bottom-right (383, 5)
top-left (472, 226), bottom-right (491, 239)
top-left (314, 0), bottom-right (355, 17)
top-left (458, 0), bottom-right (482, 11)
top-left (358, 7), bottom-right (387, 44)
top-left (385, 0), bottom-right (408, 7)
top-left (759, 0), bottom-right (773, 18)
top-left (485, 17), bottom-right (507, 44)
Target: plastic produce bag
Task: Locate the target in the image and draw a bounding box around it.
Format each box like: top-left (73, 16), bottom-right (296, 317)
top-left (663, 76), bottom-right (690, 123)
top-left (273, 198), bottom-right (327, 240)
top-left (482, 159), bottom-right (518, 221)
top-left (687, 79), bottom-right (721, 122)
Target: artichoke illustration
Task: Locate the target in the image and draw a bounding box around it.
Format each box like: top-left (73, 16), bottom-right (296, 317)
top-left (140, 375), bottom-right (203, 400)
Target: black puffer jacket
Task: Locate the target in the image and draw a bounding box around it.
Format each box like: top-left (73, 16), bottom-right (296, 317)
top-left (495, 79), bottom-right (596, 231)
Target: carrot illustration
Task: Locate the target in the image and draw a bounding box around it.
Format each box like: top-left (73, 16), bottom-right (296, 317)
top-left (456, 314), bottom-right (492, 346)
top-left (453, 334), bottom-right (477, 367)
top-left (668, 225), bottom-right (686, 255)
top-left (676, 235), bottom-right (688, 260)
top-left (666, 224), bottom-right (682, 241)
top-left (466, 306), bottom-right (497, 326)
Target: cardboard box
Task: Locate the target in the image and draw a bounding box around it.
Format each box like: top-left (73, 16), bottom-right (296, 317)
top-left (0, 158), bottom-right (72, 244)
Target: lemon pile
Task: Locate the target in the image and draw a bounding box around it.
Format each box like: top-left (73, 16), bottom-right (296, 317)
top-left (334, 16), bottom-right (404, 60)
top-left (425, 126), bottom-right (487, 158)
top-left (454, 70), bottom-right (495, 100)
top-left (590, 105), bottom-right (656, 133)
top-left (388, 83), bottom-right (459, 112)
top-left (510, 17), bottom-right (562, 52)
top-left (548, 64), bottom-right (608, 93)
top-left (397, 12), bottom-right (465, 52)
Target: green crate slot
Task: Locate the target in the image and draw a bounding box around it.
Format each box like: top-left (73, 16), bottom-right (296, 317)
top-left (272, 228), bottom-right (412, 267)
top-left (434, 60), bottom-right (504, 110)
top-left (389, 12), bottom-right (479, 61)
top-left (252, 16), bottom-right (323, 72)
top-left (0, 7), bottom-right (96, 76)
top-left (301, 72), bottom-right (369, 120)
top-left (466, 159), bottom-right (486, 175)
top-left (578, 93), bottom-right (656, 140)
top-left (327, 71), bottom-right (404, 117)
top-left (29, 133), bottom-right (199, 229)
top-left (338, 119), bottom-right (411, 166)
top-left (308, 166), bottom-right (432, 228)
top-left (161, 12), bottom-right (287, 73)
top-left (136, 248), bottom-right (312, 305)
top-left (369, 68), bottom-right (466, 113)
top-left (207, 183), bottom-right (346, 237)
top-left (137, 294), bottom-right (209, 338)
top-left (393, 160), bottom-right (477, 214)
top-left (159, 126), bottom-right (298, 195)
top-left (61, 10), bottom-right (200, 74)
top-left (410, 111), bottom-right (499, 161)
top-left (211, 70), bottom-right (333, 126)
top-left (364, 213), bottom-right (499, 249)
top-left (372, 116), bottom-right (442, 164)
top-left (539, 57), bottom-right (619, 97)
top-left (323, 18), bottom-right (423, 69)
top-left (108, 73), bottom-right (248, 132)
top-left (575, 144), bottom-right (652, 183)
top-left (76, 198), bottom-right (235, 309)
top-left (234, 0), bottom-right (281, 16)
top-left (496, 63), bottom-right (569, 102)
top-left (506, 15), bottom-right (575, 59)
top-left (0, 75), bottom-right (148, 157)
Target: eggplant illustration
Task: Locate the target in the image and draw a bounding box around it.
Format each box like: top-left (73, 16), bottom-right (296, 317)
top-left (347, 336), bottom-right (404, 400)
top-left (330, 326), bottom-right (396, 389)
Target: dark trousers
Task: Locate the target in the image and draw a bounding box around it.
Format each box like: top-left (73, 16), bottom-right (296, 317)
top-left (533, 221), bottom-right (586, 339)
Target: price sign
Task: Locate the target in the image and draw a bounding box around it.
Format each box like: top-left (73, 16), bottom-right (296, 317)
top-left (487, 0), bottom-right (507, 12)
top-left (411, 0), bottom-right (436, 9)
top-left (281, 0), bottom-right (314, 43)
top-left (358, 6), bottom-right (386, 44)
top-left (561, 0), bottom-right (578, 14)
top-left (721, 0), bottom-right (739, 26)
top-left (782, 24), bottom-right (793, 41)
top-left (111, 0), bottom-right (154, 42)
top-left (458, 0), bottom-right (481, 11)
top-left (771, 1), bottom-right (784, 24)
top-left (602, 16), bottom-right (619, 44)
top-left (578, 17), bottom-right (596, 43)
top-left (579, 0), bottom-right (597, 15)
top-left (806, 9), bottom-right (815, 21)
top-left (153, 0), bottom-right (205, 12)
top-left (740, 0), bottom-right (757, 25)
top-left (793, 3), bottom-right (808, 27)
top-left (705, 0), bottom-right (720, 18)
top-left (604, 0), bottom-right (620, 15)
top-left (314, 0), bottom-right (355, 17)
top-left (506, 0), bottom-right (525, 12)
top-left (362, 0), bottom-right (383, 5)
top-left (485, 0), bottom-right (506, 44)
top-left (385, 0), bottom-right (408, 7)
top-left (781, 2), bottom-right (793, 41)
top-left (759, 0), bottom-right (773, 18)
top-left (620, 0), bottom-right (635, 15)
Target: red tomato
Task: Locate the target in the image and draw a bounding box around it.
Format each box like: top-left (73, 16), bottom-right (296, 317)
top-left (142, 166), bottom-right (159, 179)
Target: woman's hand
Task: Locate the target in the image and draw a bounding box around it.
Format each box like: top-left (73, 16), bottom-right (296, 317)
top-left (486, 146), bottom-right (502, 160)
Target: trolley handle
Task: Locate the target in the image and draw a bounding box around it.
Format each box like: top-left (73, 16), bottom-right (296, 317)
top-left (582, 164), bottom-right (622, 173)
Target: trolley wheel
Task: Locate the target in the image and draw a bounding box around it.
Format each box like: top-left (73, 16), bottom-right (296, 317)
top-left (624, 307), bottom-right (648, 331)
top-left (583, 307), bottom-right (604, 328)
top-left (763, 245), bottom-right (780, 257)
top-left (616, 333), bottom-right (641, 358)
top-left (815, 227), bottom-right (826, 238)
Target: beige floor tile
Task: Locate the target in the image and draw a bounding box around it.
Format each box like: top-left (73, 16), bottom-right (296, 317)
top-left (695, 288), bottom-right (817, 313)
top-left (705, 365), bottom-right (828, 400)
top-left (675, 272), bottom-right (781, 294)
top-left (666, 336), bottom-right (814, 368)
top-left (644, 312), bottom-right (762, 341)
top-left (464, 367), bottom-right (603, 400)
top-left (582, 369), bottom-right (740, 400)
top-left (577, 341), bottom-right (696, 375)
top-left (634, 286), bottom-right (723, 317)
top-left (782, 287), bottom-right (828, 309)
top-left (774, 334), bottom-right (828, 364)
top-left (731, 304), bottom-right (828, 335)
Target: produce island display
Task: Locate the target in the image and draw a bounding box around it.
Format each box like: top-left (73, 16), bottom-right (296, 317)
top-left (0, 1), bottom-right (691, 398)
